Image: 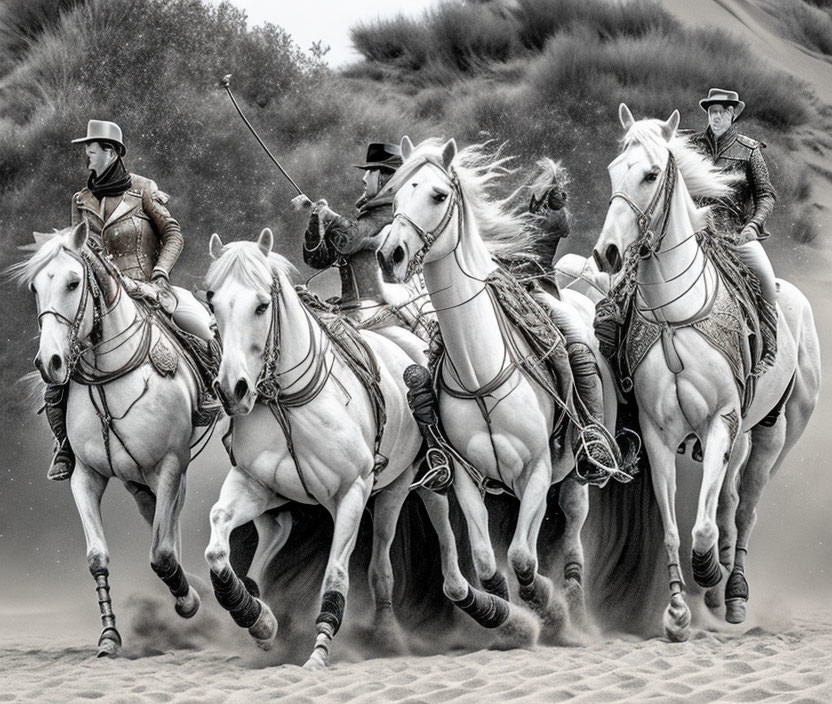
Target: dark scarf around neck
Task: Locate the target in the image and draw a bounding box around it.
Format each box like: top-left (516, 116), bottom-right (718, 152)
top-left (88, 158), bottom-right (132, 200)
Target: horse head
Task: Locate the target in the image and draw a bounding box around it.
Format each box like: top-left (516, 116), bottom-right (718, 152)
top-left (206, 228), bottom-right (291, 415)
top-left (594, 104), bottom-right (681, 275)
top-left (19, 222), bottom-right (117, 384)
top-left (377, 137), bottom-right (461, 283)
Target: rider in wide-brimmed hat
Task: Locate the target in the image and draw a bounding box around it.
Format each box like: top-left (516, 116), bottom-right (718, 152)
top-left (690, 88), bottom-right (777, 305)
top-left (43, 120), bottom-right (215, 481)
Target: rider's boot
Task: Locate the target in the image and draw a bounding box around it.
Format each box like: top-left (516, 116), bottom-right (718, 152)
top-left (567, 342), bottom-right (624, 485)
top-left (43, 384), bottom-right (75, 481)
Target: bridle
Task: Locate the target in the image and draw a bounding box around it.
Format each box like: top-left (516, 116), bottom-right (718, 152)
top-left (609, 151), bottom-right (677, 259)
top-left (35, 248), bottom-right (105, 376)
top-left (392, 163), bottom-right (461, 280)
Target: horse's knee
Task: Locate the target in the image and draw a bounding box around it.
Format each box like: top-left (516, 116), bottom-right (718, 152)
top-left (87, 550), bottom-right (108, 575)
top-left (508, 546), bottom-right (536, 587)
top-left (209, 504), bottom-right (232, 529)
top-left (692, 520), bottom-right (718, 551)
top-left (471, 548), bottom-right (497, 579)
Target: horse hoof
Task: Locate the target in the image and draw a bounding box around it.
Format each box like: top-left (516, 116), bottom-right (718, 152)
top-left (248, 600), bottom-right (277, 650)
top-left (725, 598), bottom-right (747, 624)
top-left (175, 586), bottom-right (200, 619)
top-left (303, 649), bottom-right (328, 670)
top-left (663, 593), bottom-right (691, 642)
top-left (96, 628), bottom-right (122, 658)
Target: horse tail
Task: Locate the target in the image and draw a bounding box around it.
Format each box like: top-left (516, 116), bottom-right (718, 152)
top-left (583, 404), bottom-right (668, 636)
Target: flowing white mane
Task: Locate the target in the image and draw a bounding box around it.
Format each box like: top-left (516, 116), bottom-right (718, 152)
top-left (385, 138), bottom-right (537, 258)
top-left (9, 227), bottom-right (77, 287)
top-left (621, 119), bottom-right (734, 200)
top-left (205, 240), bottom-right (298, 294)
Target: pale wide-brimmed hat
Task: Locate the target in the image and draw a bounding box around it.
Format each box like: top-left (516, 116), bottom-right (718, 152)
top-left (71, 120), bottom-right (126, 156)
top-left (699, 88), bottom-right (745, 120)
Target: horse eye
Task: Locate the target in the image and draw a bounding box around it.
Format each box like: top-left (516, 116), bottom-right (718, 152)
top-left (432, 192), bottom-right (448, 203)
top-left (255, 302), bottom-right (269, 316)
top-left (67, 280), bottom-right (80, 291)
top-left (645, 171), bottom-right (659, 183)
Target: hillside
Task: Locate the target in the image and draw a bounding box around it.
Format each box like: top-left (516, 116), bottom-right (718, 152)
top-left (0, 0), bottom-right (830, 409)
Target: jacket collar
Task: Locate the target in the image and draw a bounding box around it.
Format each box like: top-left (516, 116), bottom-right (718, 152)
top-left (76, 182), bottom-right (142, 226)
top-left (705, 125), bottom-right (738, 158)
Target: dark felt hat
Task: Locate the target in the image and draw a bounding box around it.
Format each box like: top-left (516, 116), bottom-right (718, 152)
top-left (353, 142), bottom-right (403, 172)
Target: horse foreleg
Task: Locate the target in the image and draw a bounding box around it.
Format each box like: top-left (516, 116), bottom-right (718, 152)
top-left (304, 477), bottom-right (372, 670)
top-left (692, 410), bottom-right (742, 591)
top-left (70, 464), bottom-right (119, 657)
top-left (205, 466), bottom-right (282, 649)
top-left (247, 510), bottom-right (293, 595)
top-left (510, 462), bottom-right (567, 638)
top-left (452, 464), bottom-right (509, 600)
top-left (726, 418), bottom-right (785, 623)
top-left (367, 466), bottom-right (415, 654)
top-left (149, 454), bottom-right (199, 619)
top-left (642, 419), bottom-right (690, 642)
top-left (558, 475), bottom-right (591, 631)
top-left (417, 488), bottom-right (537, 646)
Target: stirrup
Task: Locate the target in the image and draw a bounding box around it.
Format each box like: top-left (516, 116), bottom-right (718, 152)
top-left (410, 448), bottom-right (454, 493)
top-left (573, 423), bottom-right (632, 487)
top-left (47, 443), bottom-right (74, 481)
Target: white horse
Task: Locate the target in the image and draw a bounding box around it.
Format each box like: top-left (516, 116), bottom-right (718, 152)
top-left (592, 105), bottom-right (820, 640)
top-left (203, 229), bottom-right (532, 667)
top-left (376, 138), bottom-right (623, 638)
top-left (14, 223), bottom-right (204, 656)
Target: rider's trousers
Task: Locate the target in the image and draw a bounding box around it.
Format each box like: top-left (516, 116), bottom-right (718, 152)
top-left (736, 240), bottom-right (777, 305)
top-left (171, 286), bottom-right (214, 341)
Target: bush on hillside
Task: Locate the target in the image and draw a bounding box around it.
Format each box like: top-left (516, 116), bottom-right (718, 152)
top-left (761, 0), bottom-right (832, 55)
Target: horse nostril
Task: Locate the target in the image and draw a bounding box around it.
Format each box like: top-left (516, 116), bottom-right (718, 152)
top-left (392, 246), bottom-right (405, 265)
top-left (234, 378), bottom-right (249, 402)
top-left (50, 355), bottom-right (62, 373)
top-left (606, 245), bottom-right (622, 273)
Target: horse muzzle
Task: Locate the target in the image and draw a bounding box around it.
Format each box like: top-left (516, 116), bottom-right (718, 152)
top-left (212, 376), bottom-right (254, 416)
top-left (33, 352), bottom-right (68, 385)
top-left (593, 244), bottom-right (622, 275)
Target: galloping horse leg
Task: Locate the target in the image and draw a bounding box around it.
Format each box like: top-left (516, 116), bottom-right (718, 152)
top-left (509, 460), bottom-right (567, 637)
top-left (246, 510), bottom-right (294, 596)
top-left (417, 488), bottom-right (537, 646)
top-left (149, 454), bottom-right (200, 620)
top-left (70, 464), bottom-right (121, 657)
top-left (705, 434), bottom-right (746, 610)
top-left (124, 481), bottom-right (156, 527)
top-left (726, 418), bottom-right (785, 623)
top-left (452, 465), bottom-right (510, 601)
top-left (641, 419), bottom-right (690, 642)
top-left (304, 477), bottom-right (373, 670)
top-left (205, 466), bottom-right (283, 649)
top-left (558, 475), bottom-right (591, 631)
top-left (366, 465), bottom-right (416, 654)
top-left (691, 409), bottom-right (741, 592)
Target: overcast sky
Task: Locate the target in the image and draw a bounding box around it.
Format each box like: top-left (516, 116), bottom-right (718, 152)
top-left (217, 0), bottom-right (441, 66)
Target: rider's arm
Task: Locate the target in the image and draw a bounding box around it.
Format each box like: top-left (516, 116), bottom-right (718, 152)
top-left (142, 184), bottom-right (183, 280)
top-left (745, 147), bottom-right (776, 238)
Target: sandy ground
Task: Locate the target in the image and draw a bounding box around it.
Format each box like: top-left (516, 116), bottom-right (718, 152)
top-left (3, 609), bottom-right (832, 703)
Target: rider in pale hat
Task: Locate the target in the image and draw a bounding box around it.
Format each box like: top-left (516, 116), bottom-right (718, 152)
top-left (690, 88), bottom-right (777, 304)
top-left (43, 119), bottom-right (214, 481)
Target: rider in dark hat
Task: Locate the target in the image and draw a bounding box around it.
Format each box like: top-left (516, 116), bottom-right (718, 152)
top-left (690, 88), bottom-right (777, 304)
top-left (43, 119), bottom-right (214, 481)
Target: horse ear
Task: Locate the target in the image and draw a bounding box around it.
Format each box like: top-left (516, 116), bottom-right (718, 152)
top-left (619, 103), bottom-right (635, 130)
top-left (209, 233), bottom-right (224, 260)
top-left (257, 228), bottom-right (274, 257)
top-left (440, 138), bottom-right (457, 170)
top-left (401, 136), bottom-right (414, 160)
top-left (68, 220), bottom-right (88, 251)
top-left (662, 109), bottom-right (681, 141)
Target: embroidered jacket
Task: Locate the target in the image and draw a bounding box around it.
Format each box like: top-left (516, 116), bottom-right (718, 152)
top-left (71, 174), bottom-right (183, 281)
top-left (690, 126), bottom-right (776, 237)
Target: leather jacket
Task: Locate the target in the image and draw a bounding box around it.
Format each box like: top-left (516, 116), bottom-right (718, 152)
top-left (690, 126), bottom-right (776, 237)
top-left (71, 174), bottom-right (183, 281)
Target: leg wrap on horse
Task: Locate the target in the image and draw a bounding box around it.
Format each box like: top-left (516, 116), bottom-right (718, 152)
top-left (481, 571), bottom-right (510, 602)
top-left (691, 547), bottom-right (722, 588)
top-left (43, 384), bottom-right (75, 480)
top-left (210, 567), bottom-right (262, 628)
top-left (316, 590), bottom-right (346, 636)
top-left (151, 554), bottom-right (190, 598)
top-left (452, 586), bottom-right (510, 628)
top-left (564, 561), bottom-right (583, 584)
top-left (725, 568), bottom-right (749, 601)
